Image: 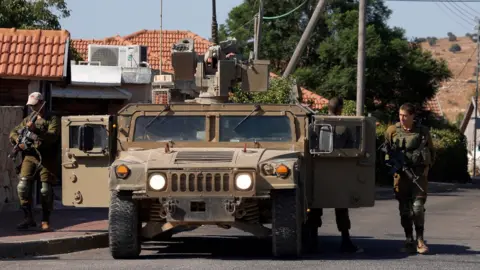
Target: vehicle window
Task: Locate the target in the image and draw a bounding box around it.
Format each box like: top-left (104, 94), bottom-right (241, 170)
top-left (69, 125), bottom-right (107, 148)
top-left (133, 115), bottom-right (206, 142)
top-left (219, 116), bottom-right (292, 142)
top-left (331, 124), bottom-right (362, 149)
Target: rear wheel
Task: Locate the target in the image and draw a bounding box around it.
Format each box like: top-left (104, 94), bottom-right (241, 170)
top-left (109, 190), bottom-right (141, 259)
top-left (271, 189), bottom-right (302, 257)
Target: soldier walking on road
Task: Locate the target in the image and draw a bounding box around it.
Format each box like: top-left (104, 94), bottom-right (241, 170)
top-left (384, 103), bottom-right (435, 254)
top-left (307, 97), bottom-right (363, 253)
top-left (9, 92), bottom-right (60, 231)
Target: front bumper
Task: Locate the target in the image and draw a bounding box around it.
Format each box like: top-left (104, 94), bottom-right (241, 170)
top-left (156, 197), bottom-right (240, 223)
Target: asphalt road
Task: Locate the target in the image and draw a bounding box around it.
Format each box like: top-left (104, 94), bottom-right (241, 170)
top-left (2, 185), bottom-right (480, 270)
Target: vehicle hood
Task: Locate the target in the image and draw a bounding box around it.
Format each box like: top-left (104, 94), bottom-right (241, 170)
top-left (113, 147), bottom-right (301, 169)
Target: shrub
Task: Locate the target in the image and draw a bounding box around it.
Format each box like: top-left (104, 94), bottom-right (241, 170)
top-left (449, 43), bottom-right (461, 53)
top-left (429, 127), bottom-right (470, 183)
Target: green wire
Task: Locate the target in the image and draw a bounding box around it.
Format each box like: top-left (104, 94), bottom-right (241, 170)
top-left (262, 0), bottom-right (308, 20)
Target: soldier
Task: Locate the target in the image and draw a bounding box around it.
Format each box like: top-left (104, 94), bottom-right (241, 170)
top-left (307, 97), bottom-right (362, 253)
top-left (384, 102), bottom-right (435, 254)
top-left (9, 92), bottom-right (60, 231)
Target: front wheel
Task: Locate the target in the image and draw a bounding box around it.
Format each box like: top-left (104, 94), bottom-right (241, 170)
top-left (109, 190), bottom-right (141, 259)
top-left (271, 189), bottom-right (302, 257)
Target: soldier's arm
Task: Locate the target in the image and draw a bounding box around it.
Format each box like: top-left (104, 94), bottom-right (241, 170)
top-left (34, 116), bottom-right (60, 145)
top-left (9, 117), bottom-right (28, 143)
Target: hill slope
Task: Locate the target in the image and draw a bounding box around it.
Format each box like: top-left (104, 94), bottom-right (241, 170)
top-left (420, 36), bottom-right (477, 123)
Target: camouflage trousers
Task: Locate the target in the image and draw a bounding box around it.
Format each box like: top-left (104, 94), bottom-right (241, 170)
top-left (17, 155), bottom-right (55, 209)
top-left (307, 208), bottom-right (351, 232)
top-left (393, 166), bottom-right (429, 239)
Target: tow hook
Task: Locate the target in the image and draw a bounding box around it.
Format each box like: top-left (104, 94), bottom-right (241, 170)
top-left (224, 199), bottom-right (236, 214)
top-left (164, 199), bottom-right (177, 217)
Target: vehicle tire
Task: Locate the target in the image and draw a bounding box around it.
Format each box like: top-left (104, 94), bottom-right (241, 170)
top-left (109, 190), bottom-right (141, 259)
top-left (271, 189), bottom-right (302, 257)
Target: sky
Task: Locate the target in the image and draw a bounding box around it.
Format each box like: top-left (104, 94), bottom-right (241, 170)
top-left (59, 0), bottom-right (480, 41)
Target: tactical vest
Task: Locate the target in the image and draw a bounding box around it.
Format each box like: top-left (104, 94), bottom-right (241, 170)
top-left (391, 123), bottom-right (432, 166)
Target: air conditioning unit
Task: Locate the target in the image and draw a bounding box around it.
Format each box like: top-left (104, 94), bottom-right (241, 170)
top-left (87, 45), bottom-right (148, 67)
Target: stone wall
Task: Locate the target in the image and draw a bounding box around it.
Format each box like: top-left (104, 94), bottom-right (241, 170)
top-left (0, 106), bottom-right (24, 212)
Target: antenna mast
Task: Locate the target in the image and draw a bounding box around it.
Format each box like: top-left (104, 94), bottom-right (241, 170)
top-left (212, 0), bottom-right (219, 45)
top-left (159, 0), bottom-right (163, 75)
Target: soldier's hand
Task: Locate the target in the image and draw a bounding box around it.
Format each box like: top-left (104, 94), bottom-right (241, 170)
top-left (26, 121), bottom-right (36, 131)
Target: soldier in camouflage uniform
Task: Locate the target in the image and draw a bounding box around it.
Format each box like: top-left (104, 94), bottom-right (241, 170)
top-left (307, 97), bottom-right (363, 253)
top-left (9, 92), bottom-right (60, 231)
top-left (384, 103), bottom-right (435, 254)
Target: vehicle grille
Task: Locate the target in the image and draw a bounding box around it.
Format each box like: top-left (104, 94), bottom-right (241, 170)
top-left (174, 151), bottom-right (234, 163)
top-left (170, 172), bottom-right (231, 192)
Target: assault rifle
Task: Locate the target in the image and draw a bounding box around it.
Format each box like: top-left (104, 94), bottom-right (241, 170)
top-left (8, 102), bottom-right (46, 171)
top-left (381, 138), bottom-right (425, 193)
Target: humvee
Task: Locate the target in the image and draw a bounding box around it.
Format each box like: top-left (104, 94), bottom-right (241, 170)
top-left (60, 36), bottom-right (376, 259)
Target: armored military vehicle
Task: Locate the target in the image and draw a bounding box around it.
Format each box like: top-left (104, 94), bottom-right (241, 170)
top-left (60, 3), bottom-right (376, 260)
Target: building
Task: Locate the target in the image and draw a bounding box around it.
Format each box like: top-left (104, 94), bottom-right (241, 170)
top-left (0, 28), bottom-right (71, 107)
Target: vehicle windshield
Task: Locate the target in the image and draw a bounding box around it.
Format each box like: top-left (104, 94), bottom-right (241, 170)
top-left (219, 115), bottom-right (292, 142)
top-left (133, 115), bottom-right (206, 141)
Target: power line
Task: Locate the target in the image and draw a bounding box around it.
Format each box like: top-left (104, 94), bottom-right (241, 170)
top-left (460, 2), bottom-right (480, 17)
top-left (436, 2), bottom-right (473, 30)
top-left (448, 0), bottom-right (479, 18)
top-left (443, 0), bottom-right (477, 23)
top-left (263, 0), bottom-right (308, 20)
top-left (440, 1), bottom-right (476, 26)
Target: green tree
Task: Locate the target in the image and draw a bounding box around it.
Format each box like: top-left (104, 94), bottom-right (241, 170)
top-left (222, 0), bottom-right (451, 117)
top-left (0, 0), bottom-right (70, 30)
top-left (0, 0), bottom-right (82, 61)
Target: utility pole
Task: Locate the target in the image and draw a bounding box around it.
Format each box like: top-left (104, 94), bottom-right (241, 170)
top-left (159, 0), bottom-right (163, 75)
top-left (356, 0), bottom-right (366, 116)
top-left (473, 18), bottom-right (480, 177)
top-left (282, 0), bottom-right (327, 78)
top-left (254, 0), bottom-right (264, 60)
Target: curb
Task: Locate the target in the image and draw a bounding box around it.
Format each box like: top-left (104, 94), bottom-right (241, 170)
top-left (0, 232), bottom-right (109, 259)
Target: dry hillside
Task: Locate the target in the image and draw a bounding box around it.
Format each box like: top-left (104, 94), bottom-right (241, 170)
top-left (420, 36), bottom-right (477, 123)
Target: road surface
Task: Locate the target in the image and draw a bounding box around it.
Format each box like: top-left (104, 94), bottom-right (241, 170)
top-left (2, 185), bottom-right (480, 270)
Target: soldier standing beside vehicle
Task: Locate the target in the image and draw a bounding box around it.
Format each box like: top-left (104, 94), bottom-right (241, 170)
top-left (9, 92), bottom-right (60, 231)
top-left (384, 102), bottom-right (435, 254)
top-left (307, 97), bottom-right (363, 253)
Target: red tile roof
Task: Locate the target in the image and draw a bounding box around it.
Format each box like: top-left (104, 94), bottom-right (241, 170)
top-left (0, 28), bottom-right (70, 79)
top-left (424, 96), bottom-right (444, 118)
top-left (72, 30), bottom-right (211, 72)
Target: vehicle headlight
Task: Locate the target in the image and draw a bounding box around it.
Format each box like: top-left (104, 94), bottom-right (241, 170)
top-left (149, 174), bottom-right (166, 191)
top-left (235, 173), bottom-right (253, 190)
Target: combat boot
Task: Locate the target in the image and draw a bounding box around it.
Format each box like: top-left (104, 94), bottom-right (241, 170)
top-left (16, 205), bottom-right (36, 230)
top-left (41, 208), bottom-right (52, 231)
top-left (340, 231), bottom-right (363, 253)
top-left (401, 239), bottom-right (417, 254)
top-left (417, 239), bottom-right (429, 254)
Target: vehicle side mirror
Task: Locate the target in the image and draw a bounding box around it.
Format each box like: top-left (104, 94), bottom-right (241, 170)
top-left (78, 125), bottom-right (94, 152)
top-left (309, 123), bottom-right (334, 154)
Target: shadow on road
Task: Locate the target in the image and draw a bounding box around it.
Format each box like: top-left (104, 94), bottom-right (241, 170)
top-left (139, 235), bottom-right (480, 261)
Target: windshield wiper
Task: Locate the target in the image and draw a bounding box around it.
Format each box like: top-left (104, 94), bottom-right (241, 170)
top-left (143, 105), bottom-right (171, 139)
top-left (233, 104), bottom-right (261, 131)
